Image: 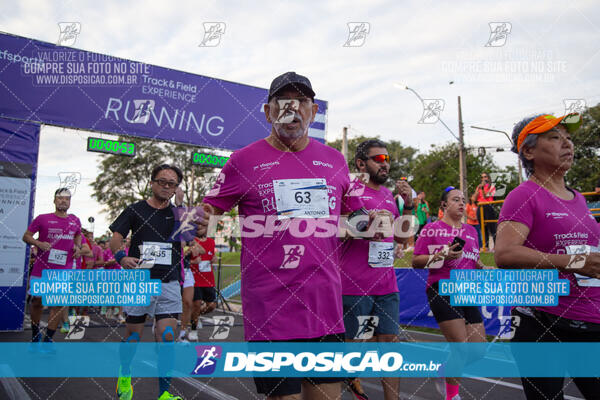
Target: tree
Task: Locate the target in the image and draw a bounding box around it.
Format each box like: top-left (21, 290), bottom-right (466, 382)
top-left (91, 137), bottom-right (224, 221)
top-left (327, 135), bottom-right (419, 188)
top-left (91, 137), bottom-right (164, 221)
top-left (409, 142), bottom-right (518, 213)
top-left (566, 103), bottom-right (600, 196)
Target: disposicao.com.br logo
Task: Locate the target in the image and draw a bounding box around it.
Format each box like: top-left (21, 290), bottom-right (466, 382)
top-left (191, 344), bottom-right (442, 377)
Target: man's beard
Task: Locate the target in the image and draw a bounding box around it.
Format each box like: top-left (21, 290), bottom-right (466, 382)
top-left (368, 165), bottom-right (388, 184)
top-left (273, 113), bottom-right (308, 140)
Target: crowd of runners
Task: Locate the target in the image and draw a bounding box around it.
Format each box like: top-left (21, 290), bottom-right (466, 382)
top-left (21, 71), bottom-right (600, 400)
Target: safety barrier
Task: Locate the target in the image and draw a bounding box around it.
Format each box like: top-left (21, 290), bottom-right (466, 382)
top-left (478, 191), bottom-right (600, 251)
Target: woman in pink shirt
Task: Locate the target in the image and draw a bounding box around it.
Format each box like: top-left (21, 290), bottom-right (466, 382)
top-left (495, 113), bottom-right (600, 399)
top-left (412, 186), bottom-right (487, 400)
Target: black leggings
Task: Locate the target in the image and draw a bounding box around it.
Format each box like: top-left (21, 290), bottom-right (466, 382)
top-left (511, 308), bottom-right (600, 400)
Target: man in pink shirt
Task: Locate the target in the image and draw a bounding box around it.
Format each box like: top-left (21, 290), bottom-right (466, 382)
top-left (198, 72), bottom-right (370, 399)
top-left (340, 139), bottom-right (415, 400)
top-left (22, 188), bottom-right (82, 344)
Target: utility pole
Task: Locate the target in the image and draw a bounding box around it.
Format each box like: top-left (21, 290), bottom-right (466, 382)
top-left (397, 84), bottom-right (467, 195)
top-left (458, 96), bottom-right (468, 197)
top-left (471, 125), bottom-right (523, 183)
top-left (342, 126), bottom-right (348, 161)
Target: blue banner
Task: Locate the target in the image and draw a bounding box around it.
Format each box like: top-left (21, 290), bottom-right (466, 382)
top-left (5, 342), bottom-right (600, 377)
top-left (396, 269), bottom-right (512, 337)
top-left (0, 117), bottom-right (40, 331)
top-left (0, 32), bottom-right (327, 151)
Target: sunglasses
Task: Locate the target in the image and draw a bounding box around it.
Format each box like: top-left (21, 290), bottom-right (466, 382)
top-left (369, 154), bottom-right (390, 163)
top-left (152, 179), bottom-right (179, 188)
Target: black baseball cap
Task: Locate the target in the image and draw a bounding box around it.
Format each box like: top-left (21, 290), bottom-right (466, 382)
top-left (268, 71), bottom-right (315, 102)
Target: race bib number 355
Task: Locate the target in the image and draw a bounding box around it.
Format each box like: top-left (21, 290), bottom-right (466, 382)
top-left (273, 178), bottom-right (329, 219)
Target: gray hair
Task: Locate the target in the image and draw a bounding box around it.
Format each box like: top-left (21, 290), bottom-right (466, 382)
top-left (511, 114), bottom-right (548, 177)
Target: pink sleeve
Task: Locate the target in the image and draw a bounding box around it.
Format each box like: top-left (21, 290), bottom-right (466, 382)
top-left (203, 154), bottom-right (243, 212)
top-left (498, 187), bottom-right (534, 230)
top-left (413, 224), bottom-right (433, 255)
top-left (27, 215), bottom-right (41, 234)
top-left (341, 165), bottom-right (364, 214)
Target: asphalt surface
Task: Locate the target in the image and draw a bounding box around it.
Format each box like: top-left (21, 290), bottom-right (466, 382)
top-left (0, 307), bottom-right (587, 400)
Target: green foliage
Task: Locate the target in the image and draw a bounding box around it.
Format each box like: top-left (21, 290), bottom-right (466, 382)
top-left (91, 137), bottom-right (222, 221)
top-left (91, 137), bottom-right (162, 221)
top-left (566, 104), bottom-right (600, 195)
top-left (327, 135), bottom-right (419, 188)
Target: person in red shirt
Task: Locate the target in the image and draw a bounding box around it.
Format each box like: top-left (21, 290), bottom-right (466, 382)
top-left (474, 172), bottom-right (497, 251)
top-left (82, 230), bottom-right (104, 269)
top-left (466, 194), bottom-right (483, 249)
top-left (187, 235), bottom-right (217, 341)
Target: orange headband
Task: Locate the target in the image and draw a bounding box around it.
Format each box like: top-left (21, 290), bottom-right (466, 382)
top-left (516, 113), bottom-right (581, 152)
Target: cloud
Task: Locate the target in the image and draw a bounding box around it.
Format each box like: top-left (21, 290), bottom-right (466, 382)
top-left (1, 0), bottom-right (599, 230)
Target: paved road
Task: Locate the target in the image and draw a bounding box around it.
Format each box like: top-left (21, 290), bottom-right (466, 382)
top-left (0, 308), bottom-right (586, 400)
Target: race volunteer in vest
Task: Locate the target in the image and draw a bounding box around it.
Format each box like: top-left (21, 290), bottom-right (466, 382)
top-left (495, 113), bottom-right (600, 399)
top-left (22, 188), bottom-right (82, 345)
top-left (109, 164), bottom-right (185, 400)
top-left (474, 172), bottom-right (496, 251)
top-left (187, 234), bottom-right (217, 341)
top-left (197, 72), bottom-right (376, 400)
top-left (412, 187), bottom-right (487, 400)
top-left (340, 139), bottom-right (414, 400)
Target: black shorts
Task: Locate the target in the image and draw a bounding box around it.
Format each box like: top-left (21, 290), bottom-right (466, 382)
top-left (511, 308), bottom-right (600, 399)
top-left (253, 333), bottom-right (345, 396)
top-left (426, 282), bottom-right (483, 324)
top-left (193, 287), bottom-right (216, 303)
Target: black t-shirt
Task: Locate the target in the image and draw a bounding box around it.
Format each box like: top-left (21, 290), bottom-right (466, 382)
top-left (109, 200), bottom-right (181, 282)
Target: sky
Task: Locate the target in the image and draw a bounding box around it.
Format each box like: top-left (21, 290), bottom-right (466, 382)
top-left (1, 0), bottom-right (599, 235)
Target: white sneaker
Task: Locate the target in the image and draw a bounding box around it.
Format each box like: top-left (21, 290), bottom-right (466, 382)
top-left (188, 329), bottom-right (198, 341)
top-left (434, 377), bottom-right (445, 397)
top-left (451, 395), bottom-right (461, 400)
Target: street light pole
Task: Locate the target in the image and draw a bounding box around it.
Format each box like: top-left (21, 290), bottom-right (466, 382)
top-left (457, 96), bottom-right (468, 197)
top-left (470, 125), bottom-right (523, 183)
top-left (397, 84), bottom-right (467, 196)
